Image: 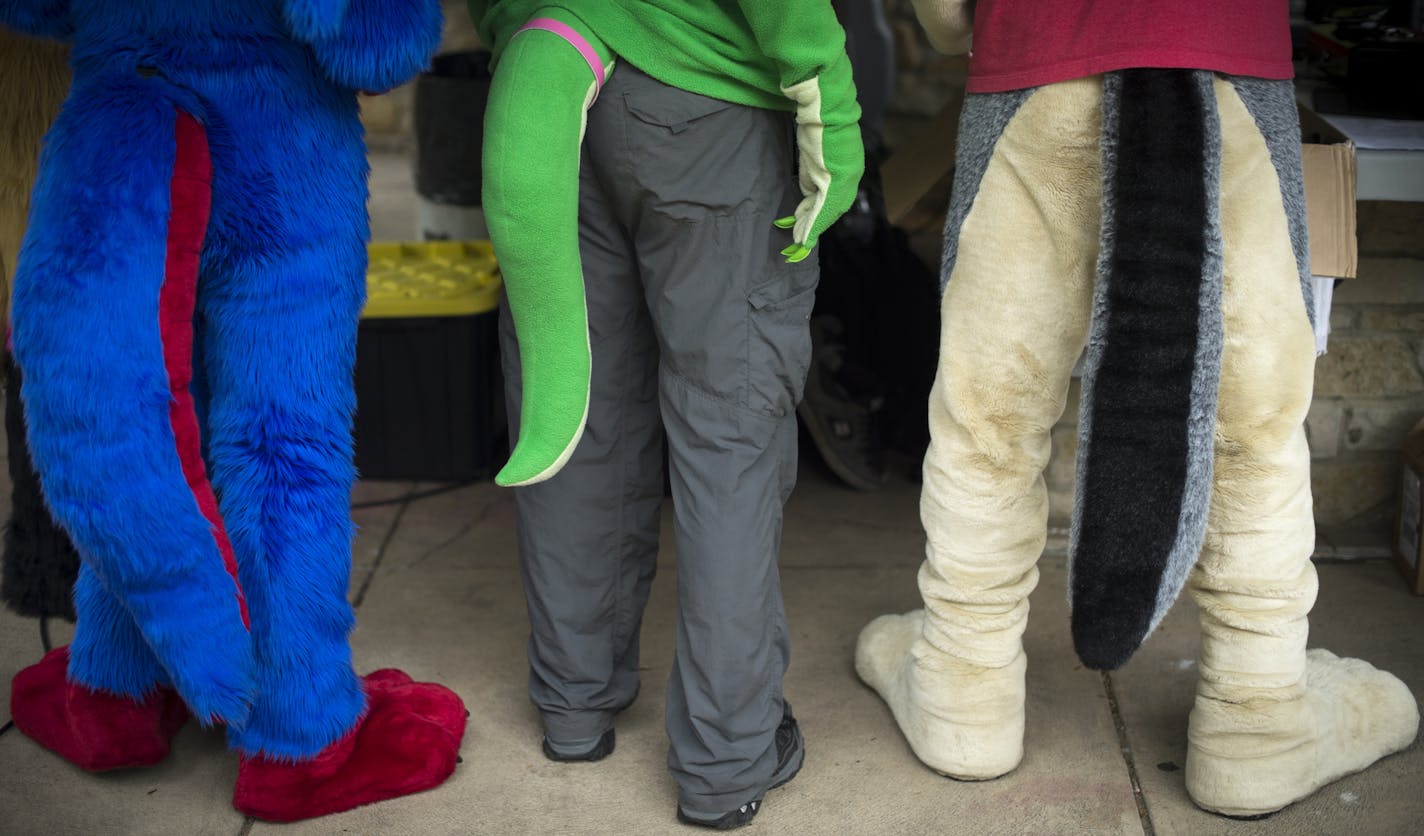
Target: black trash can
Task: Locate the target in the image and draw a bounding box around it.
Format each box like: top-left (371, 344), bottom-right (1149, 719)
top-left (413, 49), bottom-right (494, 241)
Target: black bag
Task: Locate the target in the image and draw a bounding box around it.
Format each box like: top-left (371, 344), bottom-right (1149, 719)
top-left (811, 160), bottom-right (941, 472)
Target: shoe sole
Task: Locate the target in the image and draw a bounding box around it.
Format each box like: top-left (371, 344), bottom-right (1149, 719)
top-left (538, 686), bottom-right (638, 764)
top-left (796, 400), bottom-right (886, 492)
top-left (542, 728), bottom-right (615, 763)
top-left (676, 717), bottom-right (804, 829)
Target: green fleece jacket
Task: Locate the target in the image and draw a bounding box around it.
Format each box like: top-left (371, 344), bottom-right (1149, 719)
top-left (471, 1), bottom-right (863, 256)
top-left (471, 0), bottom-right (859, 113)
top-left (471, 0), bottom-right (863, 486)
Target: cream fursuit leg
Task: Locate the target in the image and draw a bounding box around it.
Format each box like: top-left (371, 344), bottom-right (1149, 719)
top-left (1183, 77), bottom-right (1418, 818)
top-left (855, 77), bottom-right (1101, 780)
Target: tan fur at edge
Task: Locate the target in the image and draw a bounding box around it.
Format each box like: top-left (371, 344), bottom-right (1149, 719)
top-left (855, 77), bottom-right (1103, 781)
top-left (0, 30), bottom-right (70, 331)
top-left (908, 0), bottom-right (974, 56)
top-left (1182, 76), bottom-right (1418, 818)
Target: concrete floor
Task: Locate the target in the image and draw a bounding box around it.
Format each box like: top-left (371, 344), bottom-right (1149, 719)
top-left (0, 152), bottom-right (1420, 835)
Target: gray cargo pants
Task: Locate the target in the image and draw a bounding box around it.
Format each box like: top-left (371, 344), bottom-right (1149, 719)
top-left (498, 62), bottom-right (816, 815)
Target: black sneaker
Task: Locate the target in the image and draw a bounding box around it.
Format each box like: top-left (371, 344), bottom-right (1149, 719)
top-left (541, 727), bottom-right (615, 763)
top-left (539, 685), bottom-right (638, 763)
top-left (797, 317), bottom-right (887, 492)
top-left (675, 704), bottom-right (805, 830)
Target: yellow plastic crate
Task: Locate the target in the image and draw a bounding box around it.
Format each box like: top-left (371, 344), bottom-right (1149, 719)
top-left (355, 240), bottom-right (508, 480)
top-left (364, 240), bottom-right (502, 319)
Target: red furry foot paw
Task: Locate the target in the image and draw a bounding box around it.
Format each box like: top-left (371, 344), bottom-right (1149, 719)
top-left (10, 646), bottom-right (189, 772)
top-left (363, 668), bottom-right (469, 743)
top-left (232, 671), bottom-right (466, 822)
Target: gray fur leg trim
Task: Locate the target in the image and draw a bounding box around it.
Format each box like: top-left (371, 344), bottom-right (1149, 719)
top-left (939, 88), bottom-right (1032, 295)
top-left (1226, 76), bottom-right (1314, 324)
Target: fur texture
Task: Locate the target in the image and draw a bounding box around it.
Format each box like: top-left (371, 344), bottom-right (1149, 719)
top-left (18, 70), bottom-right (258, 726)
top-left (857, 76), bottom-right (1106, 780)
top-left (0, 30), bottom-right (80, 622)
top-left (908, 0), bottom-right (973, 55)
top-left (938, 88), bottom-right (1030, 295)
top-left (1069, 71), bottom-right (1322, 671)
top-left (1069, 69), bottom-right (1223, 670)
top-left (1, 35), bottom-right (134, 664)
top-left (1228, 75), bottom-right (1314, 322)
top-left (4, 0), bottom-right (443, 760)
top-left (1182, 78), bottom-right (1417, 813)
top-left (9, 646), bottom-right (189, 771)
top-left (233, 669), bottom-right (468, 821)
top-left (861, 66), bottom-right (1418, 813)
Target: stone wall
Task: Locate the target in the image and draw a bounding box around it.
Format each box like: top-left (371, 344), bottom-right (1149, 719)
top-left (1307, 204), bottom-right (1424, 546)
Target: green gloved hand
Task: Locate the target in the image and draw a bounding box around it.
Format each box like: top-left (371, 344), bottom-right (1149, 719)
top-left (772, 53), bottom-right (865, 263)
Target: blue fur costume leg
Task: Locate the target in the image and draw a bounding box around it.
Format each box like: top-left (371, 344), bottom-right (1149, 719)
top-left (14, 72), bottom-right (255, 725)
top-left (5, 0), bottom-right (448, 768)
top-left (197, 68), bottom-right (371, 757)
top-left (69, 566), bottom-right (172, 694)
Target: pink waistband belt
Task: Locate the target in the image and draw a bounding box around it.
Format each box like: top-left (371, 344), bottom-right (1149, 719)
top-left (516, 17), bottom-right (606, 91)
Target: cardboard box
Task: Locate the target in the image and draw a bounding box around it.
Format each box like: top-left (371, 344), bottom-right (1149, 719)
top-left (1298, 104), bottom-right (1359, 279)
top-left (1393, 418), bottom-right (1424, 595)
top-left (882, 94), bottom-right (1359, 280)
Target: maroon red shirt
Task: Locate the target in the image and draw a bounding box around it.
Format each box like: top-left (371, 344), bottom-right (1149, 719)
top-left (966, 0), bottom-right (1295, 93)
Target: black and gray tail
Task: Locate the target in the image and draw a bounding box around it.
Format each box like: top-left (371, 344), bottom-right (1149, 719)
top-left (1069, 69), bottom-right (1225, 671)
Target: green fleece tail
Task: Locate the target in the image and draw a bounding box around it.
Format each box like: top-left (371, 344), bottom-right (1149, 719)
top-left (482, 15), bottom-right (607, 487)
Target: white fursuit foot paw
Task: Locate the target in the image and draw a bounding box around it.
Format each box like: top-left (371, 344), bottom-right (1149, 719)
top-left (1186, 648), bottom-right (1419, 818)
top-left (855, 609), bottom-right (1025, 780)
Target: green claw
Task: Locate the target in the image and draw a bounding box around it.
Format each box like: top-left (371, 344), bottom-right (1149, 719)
top-left (772, 215), bottom-right (796, 230)
top-left (782, 243), bottom-right (812, 263)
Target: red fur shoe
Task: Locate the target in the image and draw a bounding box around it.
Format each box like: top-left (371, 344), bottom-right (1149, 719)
top-left (361, 668), bottom-right (469, 741)
top-left (10, 646), bottom-right (190, 771)
top-left (232, 670), bottom-right (467, 822)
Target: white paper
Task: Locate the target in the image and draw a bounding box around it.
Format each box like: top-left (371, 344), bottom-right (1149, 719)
top-left (1317, 113), bottom-right (1424, 151)
top-left (1313, 274), bottom-right (1335, 355)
